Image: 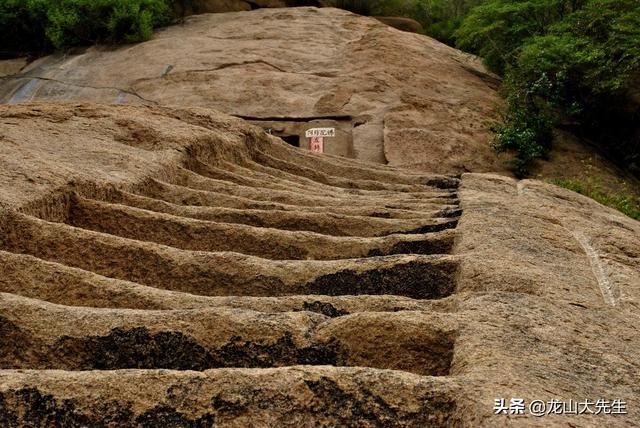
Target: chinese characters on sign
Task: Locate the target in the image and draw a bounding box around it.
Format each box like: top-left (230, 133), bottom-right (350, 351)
top-left (494, 398), bottom-right (628, 417)
top-left (306, 128), bottom-right (335, 154)
top-left (309, 136), bottom-right (324, 154)
top-left (305, 128), bottom-right (336, 138)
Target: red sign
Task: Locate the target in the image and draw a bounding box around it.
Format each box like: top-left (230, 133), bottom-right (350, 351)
top-left (309, 136), bottom-right (324, 153)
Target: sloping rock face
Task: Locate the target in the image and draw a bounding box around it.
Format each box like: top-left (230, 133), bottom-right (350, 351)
top-left (0, 102), bottom-right (639, 426)
top-left (0, 7), bottom-right (503, 173)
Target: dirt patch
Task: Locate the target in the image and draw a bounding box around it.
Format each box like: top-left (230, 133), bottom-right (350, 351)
top-left (305, 260), bottom-right (458, 299)
top-left (52, 329), bottom-right (339, 370)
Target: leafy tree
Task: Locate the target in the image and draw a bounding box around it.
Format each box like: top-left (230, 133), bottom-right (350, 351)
top-left (455, 0), bottom-right (586, 74)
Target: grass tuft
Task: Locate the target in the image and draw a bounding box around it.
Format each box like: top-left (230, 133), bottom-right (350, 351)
top-left (549, 178), bottom-right (640, 221)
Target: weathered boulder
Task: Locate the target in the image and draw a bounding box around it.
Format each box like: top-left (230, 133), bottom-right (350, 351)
top-left (0, 58), bottom-right (26, 77)
top-left (374, 16), bottom-right (424, 33)
top-left (0, 8), bottom-right (503, 175)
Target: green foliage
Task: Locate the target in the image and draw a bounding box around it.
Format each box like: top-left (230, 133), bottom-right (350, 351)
top-left (0, 0), bottom-right (49, 56)
top-left (334, 0), bottom-right (486, 44)
top-left (0, 0), bottom-right (172, 55)
top-left (491, 74), bottom-right (556, 177)
top-left (455, 0), bottom-right (586, 74)
top-left (334, 0), bottom-right (376, 16)
top-left (456, 0), bottom-right (640, 176)
top-left (549, 178), bottom-right (640, 221)
top-left (410, 0), bottom-right (488, 47)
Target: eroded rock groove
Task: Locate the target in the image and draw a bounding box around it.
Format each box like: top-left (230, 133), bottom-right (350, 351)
top-left (0, 103), bottom-right (476, 426)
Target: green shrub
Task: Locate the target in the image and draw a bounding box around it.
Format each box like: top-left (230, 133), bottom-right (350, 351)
top-left (0, 0), bottom-right (172, 55)
top-left (490, 74), bottom-right (556, 177)
top-left (456, 0), bottom-right (640, 176)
